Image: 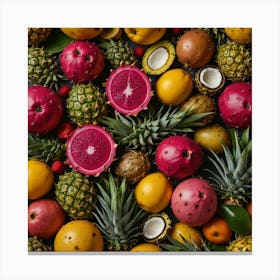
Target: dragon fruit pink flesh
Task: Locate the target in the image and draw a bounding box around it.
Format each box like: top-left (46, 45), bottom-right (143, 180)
top-left (171, 177), bottom-right (217, 226)
top-left (155, 135), bottom-right (203, 180)
top-left (60, 41), bottom-right (104, 83)
top-left (66, 124), bottom-right (117, 176)
top-left (218, 82), bottom-right (252, 129)
top-left (28, 85), bottom-right (64, 135)
top-left (105, 64), bottom-right (152, 116)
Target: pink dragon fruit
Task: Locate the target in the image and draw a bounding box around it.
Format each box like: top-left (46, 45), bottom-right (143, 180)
top-left (60, 41), bottom-right (104, 83)
top-left (171, 177), bottom-right (217, 226)
top-left (66, 124), bottom-right (117, 176)
top-left (28, 85), bottom-right (64, 135)
top-left (218, 82), bottom-right (252, 129)
top-left (105, 64), bottom-right (152, 116)
top-left (155, 135), bottom-right (203, 180)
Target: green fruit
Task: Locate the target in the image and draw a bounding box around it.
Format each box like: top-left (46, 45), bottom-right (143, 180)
top-left (142, 41), bottom-right (175, 75)
top-left (28, 236), bottom-right (51, 252)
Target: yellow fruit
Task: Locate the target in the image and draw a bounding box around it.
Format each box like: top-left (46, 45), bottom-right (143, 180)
top-left (170, 222), bottom-right (203, 248)
top-left (224, 28), bottom-right (252, 44)
top-left (60, 28), bottom-right (103, 40)
top-left (156, 68), bottom-right (194, 105)
top-left (28, 160), bottom-right (54, 200)
top-left (124, 28), bottom-right (166, 45)
top-left (100, 28), bottom-right (122, 40)
top-left (135, 172), bottom-right (173, 213)
top-left (54, 220), bottom-right (103, 252)
top-left (130, 243), bottom-right (161, 252)
top-left (194, 124), bottom-right (231, 154)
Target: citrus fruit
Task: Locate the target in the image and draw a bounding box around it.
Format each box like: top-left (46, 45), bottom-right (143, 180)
top-left (100, 28), bottom-right (122, 40)
top-left (202, 216), bottom-right (232, 244)
top-left (66, 125), bottom-right (117, 176)
top-left (54, 220), bottom-right (104, 251)
top-left (60, 28), bottom-right (103, 40)
top-left (135, 172), bottom-right (173, 213)
top-left (224, 28), bottom-right (252, 44)
top-left (130, 243), bottom-right (161, 252)
top-left (105, 64), bottom-right (152, 116)
top-left (170, 222), bottom-right (203, 248)
top-left (124, 28), bottom-right (166, 45)
top-left (155, 68), bottom-right (193, 105)
top-left (28, 159), bottom-right (54, 200)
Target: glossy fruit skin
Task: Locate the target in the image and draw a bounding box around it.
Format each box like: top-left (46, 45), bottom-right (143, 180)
top-left (28, 198), bottom-right (66, 239)
top-left (124, 28), bottom-right (166, 45)
top-left (155, 135), bottom-right (203, 179)
top-left (170, 222), bottom-right (203, 248)
top-left (202, 216), bottom-right (232, 244)
top-left (156, 68), bottom-right (193, 105)
top-left (56, 121), bottom-right (75, 140)
top-left (134, 46), bottom-right (145, 58)
top-left (176, 29), bottom-right (215, 68)
top-left (218, 82), bottom-right (252, 129)
top-left (60, 41), bottom-right (104, 83)
top-left (130, 243), bottom-right (161, 252)
top-left (28, 85), bottom-right (64, 135)
top-left (135, 172), bottom-right (173, 213)
top-left (60, 28), bottom-right (103, 40)
top-left (28, 160), bottom-right (54, 200)
top-left (58, 84), bottom-right (71, 97)
top-left (194, 124), bottom-right (231, 154)
top-left (54, 220), bottom-right (103, 251)
top-left (171, 177), bottom-right (217, 226)
top-left (51, 160), bottom-right (65, 173)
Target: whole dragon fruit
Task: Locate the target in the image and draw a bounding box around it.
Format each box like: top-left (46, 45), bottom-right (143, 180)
top-left (218, 82), bottom-right (252, 129)
top-left (171, 177), bottom-right (217, 226)
top-left (155, 135), bottom-right (203, 180)
top-left (60, 41), bottom-right (104, 83)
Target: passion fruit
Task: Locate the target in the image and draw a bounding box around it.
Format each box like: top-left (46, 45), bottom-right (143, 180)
top-left (176, 29), bottom-right (215, 68)
top-left (142, 41), bottom-right (175, 75)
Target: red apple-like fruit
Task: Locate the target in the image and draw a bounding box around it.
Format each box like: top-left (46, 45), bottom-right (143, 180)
top-left (28, 198), bottom-right (66, 239)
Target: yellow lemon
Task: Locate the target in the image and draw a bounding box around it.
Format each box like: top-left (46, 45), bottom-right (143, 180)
top-left (130, 243), bottom-right (161, 252)
top-left (28, 160), bottom-right (54, 200)
top-left (224, 28), bottom-right (252, 44)
top-left (60, 28), bottom-right (103, 40)
top-left (156, 68), bottom-right (194, 105)
top-left (135, 172), bottom-right (173, 213)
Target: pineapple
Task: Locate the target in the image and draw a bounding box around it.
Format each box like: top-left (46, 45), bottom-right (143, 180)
top-left (202, 28), bottom-right (227, 47)
top-left (99, 39), bottom-right (137, 68)
top-left (28, 236), bottom-right (51, 252)
top-left (55, 171), bottom-right (96, 220)
top-left (28, 134), bottom-right (65, 164)
top-left (28, 28), bottom-right (52, 46)
top-left (216, 41), bottom-right (251, 82)
top-left (226, 235), bottom-right (252, 252)
top-left (102, 105), bottom-right (211, 154)
top-left (66, 83), bottom-right (107, 126)
top-left (93, 172), bottom-right (147, 251)
top-left (28, 47), bottom-right (64, 91)
top-left (206, 128), bottom-right (252, 206)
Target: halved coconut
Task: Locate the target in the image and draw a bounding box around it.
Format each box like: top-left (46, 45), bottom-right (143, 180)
top-left (143, 212), bottom-right (172, 243)
top-left (195, 65), bottom-right (225, 95)
top-left (142, 41), bottom-right (175, 75)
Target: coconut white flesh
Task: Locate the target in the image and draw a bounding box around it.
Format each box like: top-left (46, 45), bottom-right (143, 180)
top-left (200, 67), bottom-right (223, 89)
top-left (143, 216), bottom-right (165, 240)
top-left (147, 47), bottom-right (169, 70)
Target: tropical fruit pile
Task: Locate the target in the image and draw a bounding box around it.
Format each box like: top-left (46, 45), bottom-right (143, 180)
top-left (28, 27), bottom-right (252, 253)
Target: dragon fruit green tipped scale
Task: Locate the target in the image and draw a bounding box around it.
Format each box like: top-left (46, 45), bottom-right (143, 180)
top-left (66, 124), bottom-right (117, 176)
top-left (105, 64), bottom-right (153, 116)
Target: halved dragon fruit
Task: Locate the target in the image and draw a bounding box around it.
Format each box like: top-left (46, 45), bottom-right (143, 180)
top-left (105, 64), bottom-right (152, 116)
top-left (66, 125), bottom-right (117, 176)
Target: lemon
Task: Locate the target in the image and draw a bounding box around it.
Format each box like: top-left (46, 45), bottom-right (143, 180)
top-left (100, 28), bottom-right (122, 40)
top-left (130, 243), bottom-right (161, 252)
top-left (224, 28), bottom-right (252, 44)
top-left (28, 160), bottom-right (54, 200)
top-left (135, 172), bottom-right (173, 213)
top-left (156, 68), bottom-right (194, 105)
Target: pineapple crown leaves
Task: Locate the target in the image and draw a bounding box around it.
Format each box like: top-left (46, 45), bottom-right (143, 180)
top-left (28, 133), bottom-right (66, 164)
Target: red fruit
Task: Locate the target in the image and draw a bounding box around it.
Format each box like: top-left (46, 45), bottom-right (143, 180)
top-left (218, 82), bottom-right (252, 129)
top-left (60, 41), bottom-right (104, 83)
top-left (51, 161), bottom-right (65, 173)
top-left (58, 84), bottom-right (71, 97)
top-left (171, 177), bottom-right (217, 226)
top-left (105, 64), bottom-right (152, 115)
top-left (28, 198), bottom-right (66, 239)
top-left (170, 28), bottom-right (184, 35)
top-left (57, 122), bottom-right (75, 140)
top-left (134, 46), bottom-right (145, 58)
top-left (155, 135), bottom-right (203, 180)
top-left (28, 85), bottom-right (64, 135)
top-left (66, 124), bottom-right (117, 176)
